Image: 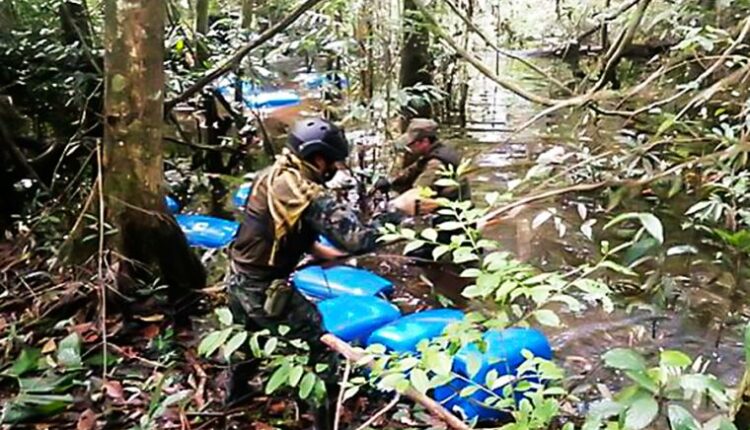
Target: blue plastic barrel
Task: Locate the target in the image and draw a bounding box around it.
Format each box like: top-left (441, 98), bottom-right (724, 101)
top-left (432, 328), bottom-right (553, 421)
top-left (293, 265), bottom-right (394, 300)
top-left (175, 214), bottom-right (240, 248)
top-left (245, 90), bottom-right (301, 109)
top-left (317, 295), bottom-right (401, 343)
top-left (232, 183), bottom-right (253, 209)
top-left (295, 72), bottom-right (349, 90)
top-left (367, 309), bottom-right (465, 353)
top-left (165, 196), bottom-right (180, 213)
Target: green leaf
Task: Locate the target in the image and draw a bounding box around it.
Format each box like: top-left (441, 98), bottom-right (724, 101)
top-left (533, 309), bottom-right (561, 327)
top-left (278, 325), bottom-right (290, 336)
top-left (18, 374), bottom-right (76, 394)
top-left (404, 240), bottom-right (425, 254)
top-left (424, 350), bottom-right (453, 376)
top-left (667, 404), bottom-right (700, 430)
top-left (438, 221), bottom-right (464, 231)
top-left (266, 362), bottom-right (291, 394)
top-left (57, 333), bottom-right (81, 369)
top-left (288, 365), bottom-right (304, 387)
top-left (624, 393), bottom-right (659, 430)
top-left (660, 350), bottom-right (692, 368)
top-left (379, 372), bottom-right (407, 390)
top-left (459, 385), bottom-right (479, 398)
top-left (638, 214), bottom-right (664, 244)
top-left (249, 333), bottom-right (262, 357)
top-left (602, 348), bottom-right (646, 371)
top-left (215, 307), bottom-right (233, 326)
top-left (703, 416), bottom-right (738, 430)
top-left (5, 348), bottom-right (41, 377)
top-left (198, 328), bottom-right (233, 357)
top-left (625, 370), bottom-right (659, 394)
top-left (410, 368), bottom-right (430, 393)
top-left (466, 354), bottom-right (482, 379)
top-left (432, 245), bottom-right (451, 260)
top-left (744, 322), bottom-right (750, 368)
top-left (264, 337), bottom-right (279, 356)
top-left (223, 331), bottom-right (248, 361)
top-left (421, 228), bottom-right (438, 242)
top-left (1, 393), bottom-right (73, 424)
top-left (299, 372), bottom-right (317, 399)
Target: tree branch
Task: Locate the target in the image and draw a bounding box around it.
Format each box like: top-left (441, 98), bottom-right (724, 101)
top-left (411, 0), bottom-right (559, 106)
top-left (164, 0), bottom-right (326, 113)
top-left (590, 0), bottom-right (652, 92)
top-left (441, 0), bottom-right (572, 94)
top-left (320, 334), bottom-right (471, 430)
top-left (479, 144), bottom-right (745, 227)
top-left (576, 0), bottom-right (640, 44)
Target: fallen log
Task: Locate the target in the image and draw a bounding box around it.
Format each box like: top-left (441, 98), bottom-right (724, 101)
top-left (320, 333), bottom-right (471, 430)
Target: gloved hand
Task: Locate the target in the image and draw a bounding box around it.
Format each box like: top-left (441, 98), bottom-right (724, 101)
top-left (373, 177), bottom-right (391, 193)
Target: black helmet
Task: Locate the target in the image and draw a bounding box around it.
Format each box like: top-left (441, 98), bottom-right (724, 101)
top-left (287, 118), bottom-right (349, 162)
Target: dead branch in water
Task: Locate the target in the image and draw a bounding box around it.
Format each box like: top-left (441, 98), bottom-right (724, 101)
top-left (320, 333), bottom-right (472, 430)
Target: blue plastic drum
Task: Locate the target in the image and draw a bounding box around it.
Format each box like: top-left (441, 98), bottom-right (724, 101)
top-left (165, 196), bottom-right (180, 213)
top-left (175, 214), bottom-right (240, 248)
top-left (295, 72), bottom-right (349, 90)
top-left (245, 90), bottom-right (301, 109)
top-left (317, 295), bottom-right (401, 343)
top-left (232, 183), bottom-right (253, 209)
top-left (432, 328), bottom-right (553, 421)
top-left (367, 309), bottom-right (465, 353)
top-left (293, 265), bottom-right (394, 300)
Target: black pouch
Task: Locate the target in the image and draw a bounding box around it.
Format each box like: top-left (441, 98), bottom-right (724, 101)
top-left (263, 278), bottom-right (292, 317)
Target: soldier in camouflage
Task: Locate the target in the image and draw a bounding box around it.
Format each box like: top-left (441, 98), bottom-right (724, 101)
top-left (380, 118), bottom-right (471, 209)
top-left (227, 118), bottom-right (402, 429)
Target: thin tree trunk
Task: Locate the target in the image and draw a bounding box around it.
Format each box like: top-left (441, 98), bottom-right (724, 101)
top-left (103, 0), bottom-right (205, 309)
top-left (242, 0), bottom-right (255, 29)
top-left (457, 0), bottom-right (474, 127)
top-left (195, 0), bottom-right (210, 65)
top-left (601, 0), bottom-right (611, 51)
top-left (399, 0), bottom-right (433, 127)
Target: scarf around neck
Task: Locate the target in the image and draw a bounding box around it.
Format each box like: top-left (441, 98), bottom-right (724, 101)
top-left (265, 151), bottom-right (325, 263)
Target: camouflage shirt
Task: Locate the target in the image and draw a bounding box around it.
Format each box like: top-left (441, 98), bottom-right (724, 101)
top-left (390, 142), bottom-right (471, 201)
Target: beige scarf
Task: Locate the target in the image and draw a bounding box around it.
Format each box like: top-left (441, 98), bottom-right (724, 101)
top-left (265, 151), bottom-right (325, 263)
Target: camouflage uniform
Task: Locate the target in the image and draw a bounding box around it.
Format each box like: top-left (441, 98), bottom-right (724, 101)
top-left (390, 119), bottom-right (472, 259)
top-left (390, 142), bottom-right (471, 201)
top-left (227, 152), bottom-right (398, 417)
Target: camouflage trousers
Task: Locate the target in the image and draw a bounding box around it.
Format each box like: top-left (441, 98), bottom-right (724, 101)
top-left (226, 272), bottom-right (337, 380)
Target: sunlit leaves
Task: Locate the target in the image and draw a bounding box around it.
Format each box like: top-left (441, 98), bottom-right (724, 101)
top-left (602, 348), bottom-right (647, 371)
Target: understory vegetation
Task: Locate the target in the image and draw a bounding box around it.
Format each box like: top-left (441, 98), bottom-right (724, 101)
top-left (4, 0), bottom-right (750, 429)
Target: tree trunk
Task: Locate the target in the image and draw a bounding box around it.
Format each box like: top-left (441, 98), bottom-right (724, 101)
top-left (601, 0), bottom-right (611, 51)
top-left (355, 6), bottom-right (374, 104)
top-left (103, 0), bottom-right (205, 310)
top-left (195, 0), bottom-right (210, 65)
top-left (399, 0), bottom-right (433, 128)
top-left (0, 0), bottom-right (17, 32)
top-left (242, 0), bottom-right (255, 29)
top-left (457, 0), bottom-right (474, 127)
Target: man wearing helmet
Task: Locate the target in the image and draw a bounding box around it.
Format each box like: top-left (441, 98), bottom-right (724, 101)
top-left (227, 118), bottom-right (402, 428)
